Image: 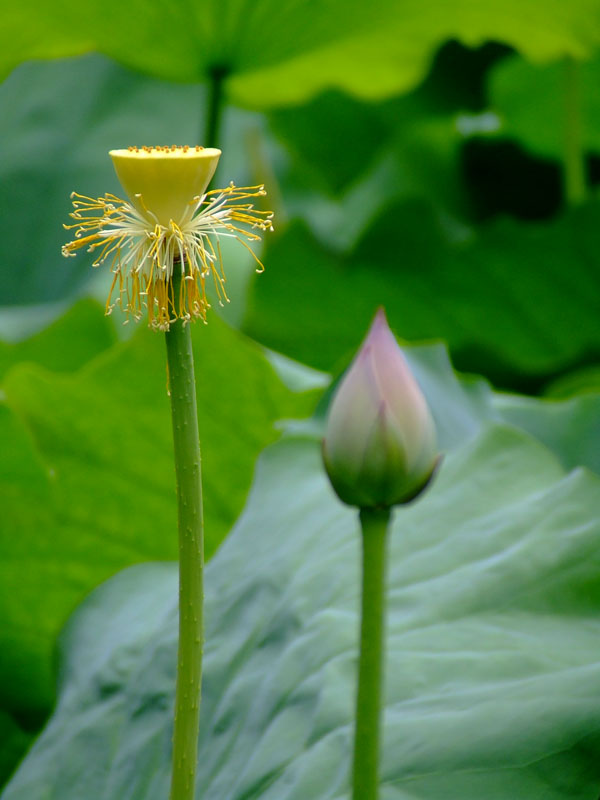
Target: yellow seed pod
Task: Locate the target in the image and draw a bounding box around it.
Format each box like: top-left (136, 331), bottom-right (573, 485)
top-left (109, 146), bottom-right (222, 226)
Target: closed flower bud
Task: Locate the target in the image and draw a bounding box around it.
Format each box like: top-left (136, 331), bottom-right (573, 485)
top-left (323, 309), bottom-right (439, 509)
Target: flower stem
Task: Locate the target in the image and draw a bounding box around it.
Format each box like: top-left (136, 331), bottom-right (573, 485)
top-left (352, 507), bottom-right (391, 800)
top-left (563, 56), bottom-right (586, 207)
top-left (165, 271), bottom-right (204, 800)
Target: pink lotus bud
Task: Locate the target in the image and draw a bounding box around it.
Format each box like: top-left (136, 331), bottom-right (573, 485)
top-left (322, 309), bottom-right (439, 508)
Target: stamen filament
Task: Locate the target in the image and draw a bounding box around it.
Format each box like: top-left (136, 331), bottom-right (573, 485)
top-left (62, 183), bottom-right (272, 330)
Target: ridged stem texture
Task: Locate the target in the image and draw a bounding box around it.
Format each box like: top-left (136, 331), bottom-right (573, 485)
top-left (352, 507), bottom-right (391, 800)
top-left (166, 271), bottom-right (204, 800)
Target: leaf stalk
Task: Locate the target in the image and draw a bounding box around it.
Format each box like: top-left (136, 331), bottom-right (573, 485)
top-left (563, 56), bottom-right (586, 206)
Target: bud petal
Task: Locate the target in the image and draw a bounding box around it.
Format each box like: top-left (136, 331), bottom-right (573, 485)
top-left (323, 309), bottom-right (438, 508)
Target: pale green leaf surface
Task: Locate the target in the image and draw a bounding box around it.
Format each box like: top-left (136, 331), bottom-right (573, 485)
top-left (388, 343), bottom-right (600, 474)
top-left (2, 302), bottom-right (598, 787)
top-left (492, 391), bottom-right (600, 473)
top-left (4, 424), bottom-right (600, 800)
top-left (245, 199), bottom-right (600, 386)
top-left (3, 1), bottom-right (600, 107)
top-left (0, 309), bottom-right (317, 718)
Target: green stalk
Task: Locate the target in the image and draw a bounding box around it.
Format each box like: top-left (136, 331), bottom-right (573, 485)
top-left (166, 270), bottom-right (204, 800)
top-left (205, 66), bottom-right (228, 150)
top-left (563, 56), bottom-right (586, 207)
top-left (352, 507), bottom-right (391, 800)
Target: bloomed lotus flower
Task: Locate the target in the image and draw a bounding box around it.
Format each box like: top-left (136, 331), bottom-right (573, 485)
top-left (62, 145), bottom-right (273, 331)
top-left (323, 308), bottom-right (439, 509)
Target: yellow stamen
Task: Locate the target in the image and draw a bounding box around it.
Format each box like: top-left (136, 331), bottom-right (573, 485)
top-left (61, 182), bottom-right (272, 331)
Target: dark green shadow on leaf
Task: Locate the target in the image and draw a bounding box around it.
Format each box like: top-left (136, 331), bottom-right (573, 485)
top-left (245, 199), bottom-right (600, 390)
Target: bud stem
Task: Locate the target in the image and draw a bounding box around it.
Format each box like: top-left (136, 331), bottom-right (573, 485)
top-left (352, 507), bottom-right (391, 800)
top-left (165, 271), bottom-right (204, 800)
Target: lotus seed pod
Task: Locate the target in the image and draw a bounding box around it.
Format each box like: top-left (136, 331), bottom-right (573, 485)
top-left (110, 145), bottom-right (221, 226)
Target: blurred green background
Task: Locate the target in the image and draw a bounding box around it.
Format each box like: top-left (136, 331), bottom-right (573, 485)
top-left (1, 0), bottom-right (600, 793)
top-left (3, 4), bottom-right (600, 390)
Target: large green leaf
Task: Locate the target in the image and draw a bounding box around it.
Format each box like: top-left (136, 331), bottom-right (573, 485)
top-left (269, 88), bottom-right (462, 197)
top-left (545, 364), bottom-right (600, 397)
top-left (0, 406), bottom-right (56, 723)
top-left (402, 344), bottom-right (600, 474)
top-left (245, 199), bottom-right (600, 388)
top-left (0, 300), bottom-right (115, 379)
top-left (4, 420), bottom-right (600, 799)
top-left (0, 714), bottom-right (31, 787)
top-left (3, 1), bottom-right (600, 107)
top-left (493, 391), bottom-right (600, 473)
top-left (490, 53), bottom-right (600, 160)
top-left (0, 304), bottom-right (317, 720)
top-left (267, 89), bottom-right (467, 252)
